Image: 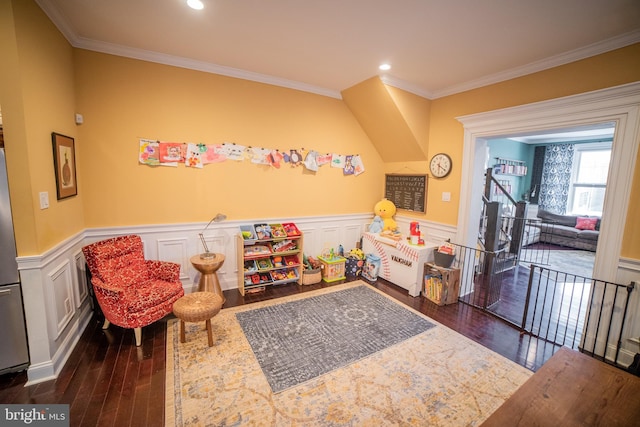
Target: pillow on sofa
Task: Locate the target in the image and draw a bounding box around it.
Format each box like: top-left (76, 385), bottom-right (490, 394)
top-left (575, 217), bottom-right (598, 231)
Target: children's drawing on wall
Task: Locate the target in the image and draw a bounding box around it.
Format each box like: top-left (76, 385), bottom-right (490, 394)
top-left (343, 155), bottom-right (355, 175)
top-left (220, 142), bottom-right (245, 161)
top-left (316, 153), bottom-right (332, 166)
top-left (158, 142), bottom-right (186, 166)
top-left (250, 147), bottom-right (271, 165)
top-left (138, 137), bottom-right (366, 176)
top-left (267, 149), bottom-right (284, 168)
top-left (200, 143), bottom-right (226, 164)
top-left (185, 143), bottom-right (203, 168)
top-left (138, 139), bottom-right (160, 165)
top-left (331, 154), bottom-right (345, 168)
top-left (303, 150), bottom-right (319, 172)
top-left (289, 149), bottom-right (304, 167)
top-left (352, 154), bottom-right (365, 176)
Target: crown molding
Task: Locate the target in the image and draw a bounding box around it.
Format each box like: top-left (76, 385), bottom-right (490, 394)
top-left (378, 75), bottom-right (434, 99)
top-left (431, 29), bottom-right (640, 99)
top-left (74, 37), bottom-right (342, 99)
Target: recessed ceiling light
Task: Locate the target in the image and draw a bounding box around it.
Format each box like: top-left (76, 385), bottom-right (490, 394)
top-left (379, 63), bottom-right (391, 71)
top-left (187, 0), bottom-right (204, 10)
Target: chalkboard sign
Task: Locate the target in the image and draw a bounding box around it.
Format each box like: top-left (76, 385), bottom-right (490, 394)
top-left (384, 174), bottom-right (427, 213)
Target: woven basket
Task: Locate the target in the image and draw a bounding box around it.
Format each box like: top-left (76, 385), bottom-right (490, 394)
top-left (302, 268), bottom-right (322, 285)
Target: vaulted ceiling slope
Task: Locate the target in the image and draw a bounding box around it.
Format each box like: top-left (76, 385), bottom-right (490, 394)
top-left (36, 0), bottom-right (640, 100)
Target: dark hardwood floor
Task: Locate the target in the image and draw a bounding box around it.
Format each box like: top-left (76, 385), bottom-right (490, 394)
top-left (0, 277), bottom-right (559, 426)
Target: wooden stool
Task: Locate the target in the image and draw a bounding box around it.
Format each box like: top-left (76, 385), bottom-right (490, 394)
top-left (172, 292), bottom-right (223, 346)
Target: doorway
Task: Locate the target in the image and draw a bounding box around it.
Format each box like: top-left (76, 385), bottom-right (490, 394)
top-left (485, 124), bottom-right (614, 280)
top-left (456, 82), bottom-right (640, 285)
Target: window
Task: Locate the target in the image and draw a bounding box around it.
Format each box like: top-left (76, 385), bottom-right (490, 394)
top-left (567, 142), bottom-right (611, 216)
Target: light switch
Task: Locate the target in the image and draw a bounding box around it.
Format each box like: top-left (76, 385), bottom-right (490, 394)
top-left (442, 192), bottom-right (451, 202)
top-left (39, 191), bottom-right (49, 209)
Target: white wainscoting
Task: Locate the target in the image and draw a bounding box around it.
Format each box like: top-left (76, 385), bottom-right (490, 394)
top-left (17, 212), bottom-right (455, 385)
top-left (616, 258), bottom-right (640, 367)
top-left (18, 232), bottom-right (94, 386)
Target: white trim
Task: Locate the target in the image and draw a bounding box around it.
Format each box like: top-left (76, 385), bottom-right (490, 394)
top-left (432, 30), bottom-right (640, 99)
top-left (456, 82), bottom-right (640, 284)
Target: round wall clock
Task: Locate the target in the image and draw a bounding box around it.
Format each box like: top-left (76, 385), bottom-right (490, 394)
top-left (429, 153), bottom-right (452, 178)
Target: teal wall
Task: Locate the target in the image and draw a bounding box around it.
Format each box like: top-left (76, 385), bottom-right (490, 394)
top-left (487, 139), bottom-right (533, 201)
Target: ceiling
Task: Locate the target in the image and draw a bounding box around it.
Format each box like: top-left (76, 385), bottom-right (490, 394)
top-left (36, 0), bottom-right (640, 100)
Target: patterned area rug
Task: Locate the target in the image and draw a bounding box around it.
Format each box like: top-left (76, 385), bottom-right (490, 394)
top-left (236, 286), bottom-right (435, 393)
top-left (165, 282), bottom-right (533, 426)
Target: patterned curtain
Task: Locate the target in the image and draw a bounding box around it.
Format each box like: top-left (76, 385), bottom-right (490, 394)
top-left (539, 144), bottom-right (574, 214)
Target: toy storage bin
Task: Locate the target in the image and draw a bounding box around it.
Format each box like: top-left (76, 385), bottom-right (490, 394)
top-left (240, 225), bottom-right (257, 244)
top-left (254, 223), bottom-right (272, 240)
top-left (433, 249), bottom-right (455, 268)
top-left (318, 256), bottom-right (346, 283)
top-left (282, 222), bottom-right (301, 237)
top-left (302, 268), bottom-right (322, 285)
top-left (345, 257), bottom-right (364, 278)
top-left (269, 224), bottom-right (288, 239)
top-left (283, 255), bottom-right (299, 266)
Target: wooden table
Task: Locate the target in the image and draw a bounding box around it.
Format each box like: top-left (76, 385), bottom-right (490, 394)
top-left (482, 347), bottom-right (640, 426)
top-left (190, 253), bottom-right (225, 303)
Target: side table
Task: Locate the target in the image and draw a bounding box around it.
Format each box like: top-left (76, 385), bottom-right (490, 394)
top-left (190, 253), bottom-right (226, 303)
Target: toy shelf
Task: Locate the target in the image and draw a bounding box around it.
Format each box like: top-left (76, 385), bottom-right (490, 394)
top-left (236, 222), bottom-right (303, 295)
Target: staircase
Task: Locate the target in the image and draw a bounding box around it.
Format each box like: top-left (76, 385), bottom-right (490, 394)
top-left (480, 168), bottom-right (529, 264)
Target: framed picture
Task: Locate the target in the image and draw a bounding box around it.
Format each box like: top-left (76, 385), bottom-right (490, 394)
top-left (52, 132), bottom-right (77, 200)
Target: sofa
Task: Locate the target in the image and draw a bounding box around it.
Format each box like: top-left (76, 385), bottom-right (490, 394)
top-left (531, 209), bottom-right (600, 251)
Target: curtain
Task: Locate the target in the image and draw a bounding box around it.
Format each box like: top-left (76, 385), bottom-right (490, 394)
top-left (539, 144), bottom-right (574, 214)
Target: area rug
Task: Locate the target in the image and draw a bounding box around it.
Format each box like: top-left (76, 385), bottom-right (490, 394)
top-left (521, 248), bottom-right (595, 278)
top-left (236, 285), bottom-right (435, 393)
top-left (165, 282), bottom-right (533, 426)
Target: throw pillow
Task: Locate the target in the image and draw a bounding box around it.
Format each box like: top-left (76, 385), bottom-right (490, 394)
top-left (575, 217), bottom-right (597, 231)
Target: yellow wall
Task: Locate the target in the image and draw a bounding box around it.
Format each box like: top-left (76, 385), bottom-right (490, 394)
top-left (73, 51), bottom-right (384, 226)
top-left (0, 0), bottom-right (84, 255)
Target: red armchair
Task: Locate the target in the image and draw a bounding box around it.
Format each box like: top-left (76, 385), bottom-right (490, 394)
top-left (82, 235), bottom-right (185, 346)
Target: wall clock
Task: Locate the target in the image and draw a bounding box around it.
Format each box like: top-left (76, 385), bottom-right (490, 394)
top-left (429, 153), bottom-right (452, 178)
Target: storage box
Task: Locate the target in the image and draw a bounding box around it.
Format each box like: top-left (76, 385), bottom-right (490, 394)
top-left (254, 223), bottom-right (272, 240)
top-left (423, 263), bottom-right (460, 306)
top-left (318, 255), bottom-right (346, 282)
top-left (269, 223), bottom-right (288, 239)
top-left (362, 232), bottom-right (439, 296)
top-left (282, 222), bottom-right (301, 237)
top-left (272, 239), bottom-right (297, 253)
top-left (302, 268), bottom-right (322, 285)
top-left (240, 225), bottom-right (257, 244)
top-left (243, 260), bottom-right (257, 273)
top-left (256, 258), bottom-right (273, 271)
top-left (433, 249), bottom-right (455, 268)
top-left (283, 255), bottom-right (299, 266)
top-left (345, 257), bottom-right (364, 278)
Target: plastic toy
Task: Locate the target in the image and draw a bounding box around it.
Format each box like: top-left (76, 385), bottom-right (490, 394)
top-left (348, 248), bottom-right (365, 260)
top-left (374, 199), bottom-right (398, 232)
top-left (409, 221), bottom-right (425, 245)
top-left (368, 215), bottom-right (384, 233)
